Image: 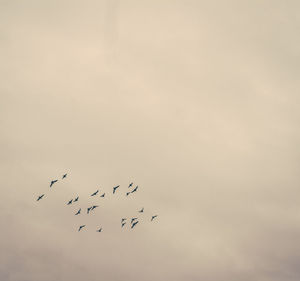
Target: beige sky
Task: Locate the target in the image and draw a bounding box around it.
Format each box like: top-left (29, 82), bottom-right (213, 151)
top-left (1, 1), bottom-right (300, 280)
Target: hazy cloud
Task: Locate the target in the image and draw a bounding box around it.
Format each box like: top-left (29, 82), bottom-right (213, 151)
top-left (1, 1), bottom-right (300, 280)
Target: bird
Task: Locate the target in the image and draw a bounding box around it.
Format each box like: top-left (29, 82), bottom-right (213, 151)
top-left (50, 180), bottom-right (58, 187)
top-left (131, 186), bottom-right (138, 193)
top-left (100, 193), bottom-right (105, 198)
top-left (128, 182), bottom-right (133, 188)
top-left (78, 225), bottom-right (85, 231)
top-left (37, 194), bottom-right (44, 201)
top-left (121, 218), bottom-right (126, 223)
top-left (75, 208), bottom-right (81, 215)
top-left (131, 217), bottom-right (138, 224)
top-left (67, 199), bottom-right (73, 205)
top-left (91, 205), bottom-right (99, 211)
top-left (151, 215), bottom-right (158, 221)
top-left (87, 207), bottom-right (92, 214)
top-left (62, 173), bottom-right (67, 179)
top-left (121, 222), bottom-right (126, 228)
top-left (139, 207), bottom-right (144, 213)
top-left (74, 196), bottom-right (79, 202)
top-left (91, 190), bottom-right (99, 196)
top-left (113, 185), bottom-right (120, 194)
top-left (126, 192), bottom-right (130, 196)
top-left (131, 221), bottom-right (139, 229)
top-left (96, 228), bottom-right (102, 232)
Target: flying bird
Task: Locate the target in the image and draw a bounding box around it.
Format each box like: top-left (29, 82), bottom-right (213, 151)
top-left (96, 228), bottom-right (102, 232)
top-left (37, 194), bottom-right (44, 201)
top-left (62, 173), bottom-right (67, 179)
top-left (50, 180), bottom-right (58, 187)
top-left (131, 186), bottom-right (138, 193)
top-left (91, 205), bottom-right (99, 211)
top-left (87, 207), bottom-right (92, 214)
top-left (131, 221), bottom-right (139, 229)
top-left (75, 208), bottom-right (81, 215)
top-left (67, 199), bottom-right (73, 205)
top-left (78, 225), bottom-right (85, 231)
top-left (151, 215), bottom-right (158, 221)
top-left (128, 182), bottom-right (133, 188)
top-left (121, 222), bottom-right (126, 228)
top-left (131, 217), bottom-right (138, 224)
top-left (74, 196), bottom-right (79, 202)
top-left (126, 192), bottom-right (130, 196)
top-left (91, 190), bottom-right (99, 196)
top-left (139, 207), bottom-right (144, 213)
top-left (113, 185), bottom-right (120, 194)
top-left (121, 218), bottom-right (126, 223)
top-left (100, 193), bottom-right (105, 198)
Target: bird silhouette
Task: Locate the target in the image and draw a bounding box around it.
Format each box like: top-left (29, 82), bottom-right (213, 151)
top-left (87, 207), bottom-right (92, 214)
top-left (128, 182), bottom-right (133, 188)
top-left (50, 180), bottom-right (58, 187)
top-left (62, 173), bottom-right (67, 179)
top-left (121, 218), bottom-right (126, 223)
top-left (100, 193), bottom-right (105, 198)
top-left (121, 222), bottom-right (126, 228)
top-left (131, 217), bottom-right (138, 224)
top-left (113, 185), bottom-right (120, 194)
top-left (74, 196), bottom-right (79, 202)
top-left (151, 215), bottom-right (158, 221)
top-left (131, 186), bottom-right (138, 193)
top-left (139, 207), bottom-right (144, 213)
top-left (91, 205), bottom-right (99, 211)
top-left (78, 225), bottom-right (85, 231)
top-left (91, 190), bottom-right (99, 196)
top-left (126, 192), bottom-right (130, 196)
top-left (75, 208), bottom-right (81, 215)
top-left (96, 228), bottom-right (102, 232)
top-left (131, 221), bottom-right (139, 229)
top-left (37, 194), bottom-right (44, 201)
top-left (67, 199), bottom-right (73, 205)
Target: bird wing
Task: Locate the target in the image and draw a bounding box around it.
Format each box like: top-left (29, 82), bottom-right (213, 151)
top-left (131, 221), bottom-right (138, 228)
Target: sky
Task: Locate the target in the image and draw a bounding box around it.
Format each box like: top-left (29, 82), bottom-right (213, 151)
top-left (1, 1), bottom-right (300, 280)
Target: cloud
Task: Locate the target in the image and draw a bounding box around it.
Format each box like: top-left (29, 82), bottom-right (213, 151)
top-left (1, 1), bottom-right (300, 280)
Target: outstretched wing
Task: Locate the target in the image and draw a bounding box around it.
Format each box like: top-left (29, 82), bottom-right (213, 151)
top-left (131, 221), bottom-right (139, 228)
top-left (37, 194), bottom-right (44, 201)
top-left (151, 215), bottom-right (158, 221)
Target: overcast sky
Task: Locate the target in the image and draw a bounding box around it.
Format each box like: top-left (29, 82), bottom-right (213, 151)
top-left (1, 1), bottom-right (300, 281)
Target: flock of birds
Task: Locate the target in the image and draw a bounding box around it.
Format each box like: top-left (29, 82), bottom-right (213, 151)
top-left (36, 173), bottom-right (158, 232)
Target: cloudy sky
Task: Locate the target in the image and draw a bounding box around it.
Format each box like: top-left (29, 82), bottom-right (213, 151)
top-left (1, 1), bottom-right (300, 280)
